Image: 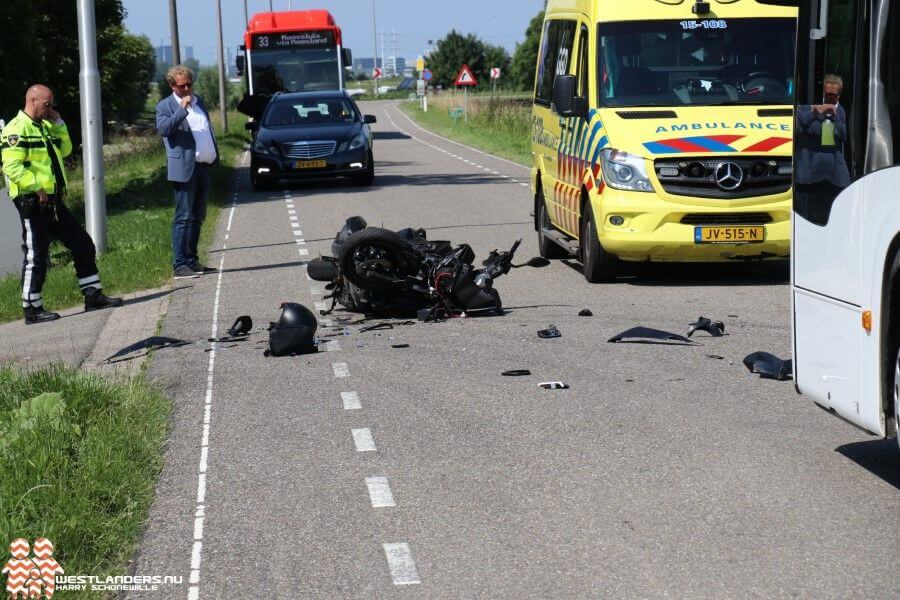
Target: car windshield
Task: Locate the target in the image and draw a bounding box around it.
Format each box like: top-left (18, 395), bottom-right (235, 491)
top-left (251, 48), bottom-right (340, 94)
top-left (598, 18), bottom-right (796, 107)
top-left (263, 98), bottom-right (358, 127)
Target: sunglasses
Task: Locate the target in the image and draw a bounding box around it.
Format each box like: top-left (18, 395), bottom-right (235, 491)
top-left (174, 82), bottom-right (193, 89)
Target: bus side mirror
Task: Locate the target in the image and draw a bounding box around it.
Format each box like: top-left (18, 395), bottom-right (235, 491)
top-left (552, 75), bottom-right (586, 118)
top-left (363, 115), bottom-right (377, 124)
top-left (342, 48), bottom-right (353, 68)
top-left (236, 52), bottom-right (245, 77)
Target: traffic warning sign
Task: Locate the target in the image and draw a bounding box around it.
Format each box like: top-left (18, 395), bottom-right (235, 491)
top-left (454, 64), bottom-right (477, 87)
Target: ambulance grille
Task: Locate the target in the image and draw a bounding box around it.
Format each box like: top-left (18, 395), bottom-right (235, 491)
top-left (680, 213), bottom-right (773, 226)
top-left (654, 156), bottom-right (792, 199)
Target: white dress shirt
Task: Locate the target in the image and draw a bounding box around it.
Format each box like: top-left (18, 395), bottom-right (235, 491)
top-left (174, 93), bottom-right (217, 164)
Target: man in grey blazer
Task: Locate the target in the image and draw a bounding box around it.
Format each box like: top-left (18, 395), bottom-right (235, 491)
top-left (156, 66), bottom-right (220, 279)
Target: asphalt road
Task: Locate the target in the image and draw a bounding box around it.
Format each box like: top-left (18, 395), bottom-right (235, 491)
top-left (129, 100), bottom-right (898, 599)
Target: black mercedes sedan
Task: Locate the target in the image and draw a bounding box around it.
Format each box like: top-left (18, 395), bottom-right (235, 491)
top-left (247, 91), bottom-right (376, 190)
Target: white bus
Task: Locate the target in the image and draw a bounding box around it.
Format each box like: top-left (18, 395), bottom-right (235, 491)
top-left (792, 0), bottom-right (899, 448)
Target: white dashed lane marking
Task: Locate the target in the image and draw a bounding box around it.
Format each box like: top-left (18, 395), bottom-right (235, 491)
top-left (383, 543), bottom-right (421, 586)
top-left (341, 391), bottom-right (362, 410)
top-left (333, 362), bottom-right (350, 378)
top-left (365, 477), bottom-right (396, 508)
top-left (352, 428), bottom-right (377, 452)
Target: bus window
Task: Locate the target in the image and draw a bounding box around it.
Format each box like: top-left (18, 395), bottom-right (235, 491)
top-left (883, 2), bottom-right (899, 164)
top-left (794, 0), bottom-right (864, 226)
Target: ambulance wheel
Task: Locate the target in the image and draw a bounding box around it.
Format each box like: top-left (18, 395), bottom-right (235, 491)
top-left (580, 203), bottom-right (617, 283)
top-left (537, 188), bottom-right (566, 259)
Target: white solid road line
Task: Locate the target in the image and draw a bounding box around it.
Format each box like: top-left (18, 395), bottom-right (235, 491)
top-left (352, 428), bottom-right (377, 452)
top-left (341, 391), bottom-right (362, 410)
top-left (187, 189), bottom-right (239, 600)
top-left (365, 477), bottom-right (396, 508)
top-left (382, 543), bottom-right (422, 585)
top-left (392, 102), bottom-right (530, 172)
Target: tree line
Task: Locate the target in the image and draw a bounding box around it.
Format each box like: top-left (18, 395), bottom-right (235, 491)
top-left (426, 7), bottom-right (545, 92)
top-left (0, 0), bottom-right (156, 145)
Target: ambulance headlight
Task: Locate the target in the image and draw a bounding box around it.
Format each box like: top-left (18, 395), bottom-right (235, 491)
top-left (600, 148), bottom-right (655, 192)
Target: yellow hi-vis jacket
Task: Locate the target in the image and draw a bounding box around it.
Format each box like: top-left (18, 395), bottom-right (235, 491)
top-left (1, 110), bottom-right (72, 199)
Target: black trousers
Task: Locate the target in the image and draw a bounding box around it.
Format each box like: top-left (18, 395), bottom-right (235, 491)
top-left (13, 194), bottom-right (100, 309)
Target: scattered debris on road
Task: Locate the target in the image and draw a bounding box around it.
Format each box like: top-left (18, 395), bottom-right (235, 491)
top-left (578, 309), bottom-right (593, 317)
top-left (687, 316), bottom-right (725, 338)
top-left (608, 327), bottom-right (694, 345)
top-left (538, 381), bottom-right (569, 390)
top-left (743, 352), bottom-right (793, 381)
top-left (265, 303), bottom-right (318, 357)
top-left (502, 369), bottom-right (531, 377)
top-left (104, 336), bottom-right (190, 364)
top-left (537, 325), bottom-right (561, 339)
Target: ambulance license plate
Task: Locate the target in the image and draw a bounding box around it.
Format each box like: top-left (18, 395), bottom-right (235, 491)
top-left (694, 226), bottom-right (765, 244)
top-left (295, 160), bottom-right (326, 169)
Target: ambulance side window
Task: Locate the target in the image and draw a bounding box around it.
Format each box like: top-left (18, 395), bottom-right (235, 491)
top-left (535, 20), bottom-right (577, 106)
top-left (576, 25), bottom-right (589, 100)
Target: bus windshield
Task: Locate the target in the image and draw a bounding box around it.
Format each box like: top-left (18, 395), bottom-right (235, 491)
top-left (599, 18), bottom-right (796, 107)
top-left (252, 48), bottom-right (340, 94)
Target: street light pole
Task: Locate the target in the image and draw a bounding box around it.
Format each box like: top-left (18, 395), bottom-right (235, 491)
top-left (243, 0), bottom-right (249, 26)
top-left (215, 0), bottom-right (228, 132)
top-left (76, 0), bottom-right (106, 253)
top-left (372, 0), bottom-right (378, 95)
top-left (168, 0), bottom-right (181, 65)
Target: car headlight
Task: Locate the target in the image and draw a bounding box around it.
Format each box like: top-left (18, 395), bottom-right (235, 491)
top-left (252, 139), bottom-right (273, 155)
top-left (339, 133), bottom-right (366, 153)
top-left (599, 148), bottom-right (655, 192)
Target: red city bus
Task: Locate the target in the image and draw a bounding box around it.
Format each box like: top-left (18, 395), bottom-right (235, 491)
top-left (240, 10), bottom-right (352, 98)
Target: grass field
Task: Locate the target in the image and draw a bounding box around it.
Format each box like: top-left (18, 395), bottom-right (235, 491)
top-left (399, 93), bottom-right (532, 166)
top-left (0, 112), bottom-right (248, 323)
top-left (0, 365), bottom-right (169, 598)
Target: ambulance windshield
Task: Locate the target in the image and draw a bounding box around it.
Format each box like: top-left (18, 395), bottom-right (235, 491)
top-left (598, 18), bottom-right (796, 107)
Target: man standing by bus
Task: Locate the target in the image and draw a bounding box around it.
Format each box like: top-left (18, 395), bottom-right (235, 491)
top-left (156, 66), bottom-right (219, 279)
top-left (1, 84), bottom-right (123, 324)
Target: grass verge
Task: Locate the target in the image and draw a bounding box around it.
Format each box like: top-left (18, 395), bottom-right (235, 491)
top-left (0, 365), bottom-right (168, 599)
top-left (398, 94), bottom-right (531, 166)
top-left (0, 111), bottom-right (248, 323)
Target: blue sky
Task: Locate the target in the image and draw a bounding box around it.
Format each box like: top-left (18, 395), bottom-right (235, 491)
top-left (123, 0), bottom-right (545, 66)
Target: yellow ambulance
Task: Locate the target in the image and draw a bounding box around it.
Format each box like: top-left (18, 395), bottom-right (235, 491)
top-left (531, 0), bottom-right (797, 281)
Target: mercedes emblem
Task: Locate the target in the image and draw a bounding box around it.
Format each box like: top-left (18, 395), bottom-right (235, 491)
top-left (714, 162), bottom-right (744, 191)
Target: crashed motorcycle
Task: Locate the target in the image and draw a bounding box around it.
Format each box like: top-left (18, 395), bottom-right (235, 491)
top-left (309, 217), bottom-right (546, 320)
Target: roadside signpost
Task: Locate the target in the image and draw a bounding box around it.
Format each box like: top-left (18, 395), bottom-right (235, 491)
top-left (454, 64), bottom-right (477, 123)
top-left (373, 67), bottom-right (383, 79)
top-left (422, 68), bottom-right (433, 82)
top-left (490, 67), bottom-right (501, 94)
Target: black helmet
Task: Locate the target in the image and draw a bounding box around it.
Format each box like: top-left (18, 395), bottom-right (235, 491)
top-left (268, 303), bottom-right (318, 356)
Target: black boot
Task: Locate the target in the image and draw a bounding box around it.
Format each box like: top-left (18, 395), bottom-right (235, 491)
top-left (24, 306), bottom-right (61, 325)
top-left (84, 287), bottom-right (124, 311)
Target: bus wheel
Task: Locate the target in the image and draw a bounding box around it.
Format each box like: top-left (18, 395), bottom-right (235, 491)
top-left (537, 188), bottom-right (565, 259)
top-left (580, 202), bottom-right (618, 283)
top-left (893, 346), bottom-right (899, 450)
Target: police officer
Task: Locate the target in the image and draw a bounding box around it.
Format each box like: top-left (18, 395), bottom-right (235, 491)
top-left (1, 84), bottom-right (122, 324)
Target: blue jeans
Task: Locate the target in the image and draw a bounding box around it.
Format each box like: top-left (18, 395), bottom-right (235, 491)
top-left (171, 164), bottom-right (209, 270)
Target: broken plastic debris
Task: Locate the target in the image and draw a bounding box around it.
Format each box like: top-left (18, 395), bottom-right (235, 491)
top-left (538, 381), bottom-right (569, 390)
top-left (578, 309), bottom-right (593, 317)
top-left (227, 315), bottom-right (253, 337)
top-left (391, 344), bottom-right (410, 349)
top-left (502, 369), bottom-right (531, 377)
top-left (743, 352), bottom-right (793, 381)
top-left (607, 327), bottom-right (694, 344)
top-left (104, 336), bottom-right (190, 363)
top-left (687, 316), bottom-right (725, 338)
top-left (537, 325), bottom-right (561, 339)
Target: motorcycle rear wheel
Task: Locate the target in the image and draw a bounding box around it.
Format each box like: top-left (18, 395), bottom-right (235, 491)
top-left (339, 227), bottom-right (418, 293)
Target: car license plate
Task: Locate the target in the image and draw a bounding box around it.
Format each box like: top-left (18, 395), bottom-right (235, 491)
top-left (694, 226), bottom-right (765, 244)
top-left (295, 160), bottom-right (326, 169)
